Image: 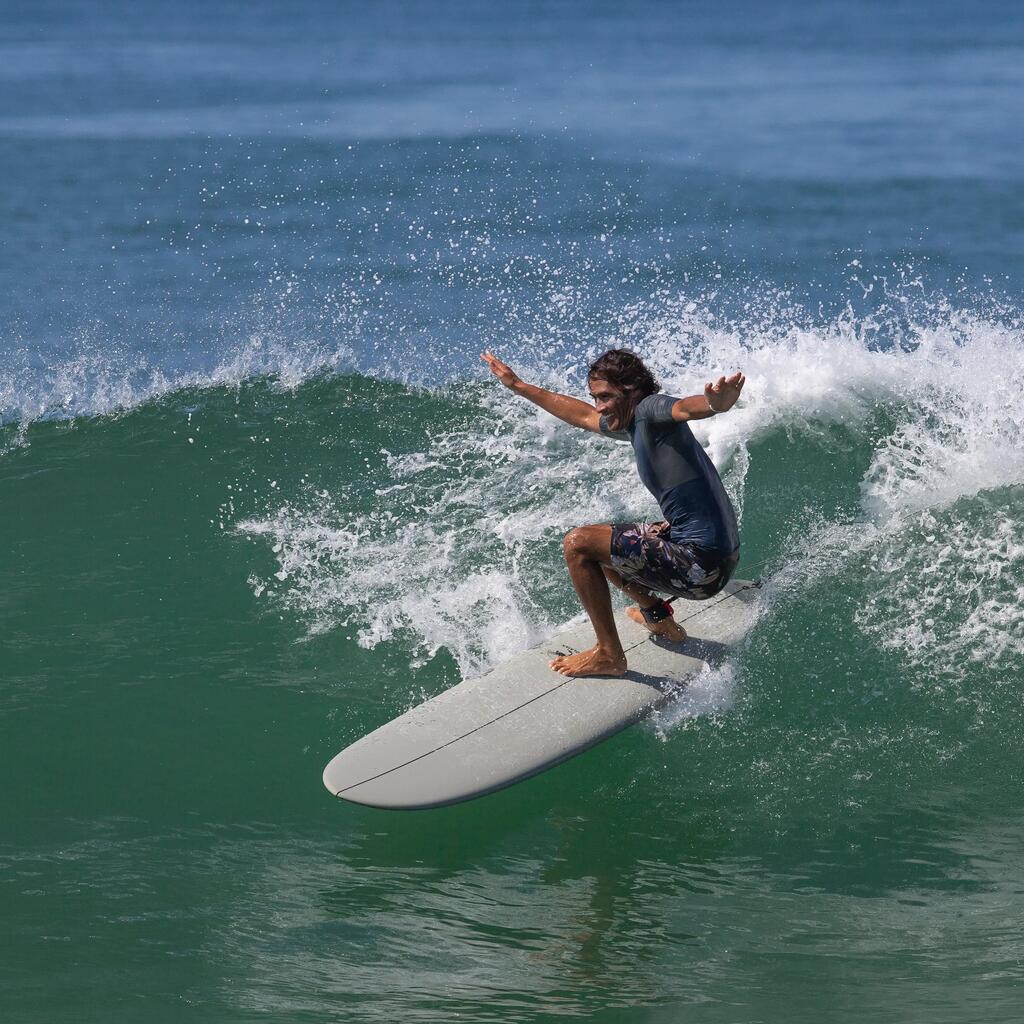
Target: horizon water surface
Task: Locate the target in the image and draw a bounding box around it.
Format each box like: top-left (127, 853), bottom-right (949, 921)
top-left (3, 2), bottom-right (1024, 1022)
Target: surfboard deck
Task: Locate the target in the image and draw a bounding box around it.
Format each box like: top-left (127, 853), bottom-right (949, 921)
top-left (323, 578), bottom-right (761, 810)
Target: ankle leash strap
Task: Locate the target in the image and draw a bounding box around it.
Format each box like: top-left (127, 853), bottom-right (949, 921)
top-left (640, 599), bottom-right (674, 624)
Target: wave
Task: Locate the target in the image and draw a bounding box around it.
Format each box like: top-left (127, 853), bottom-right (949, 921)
top-left (6, 284), bottom-right (1021, 699)
top-left (226, 294), bottom-right (1024, 699)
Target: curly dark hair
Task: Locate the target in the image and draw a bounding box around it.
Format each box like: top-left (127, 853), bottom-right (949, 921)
top-left (587, 348), bottom-right (660, 426)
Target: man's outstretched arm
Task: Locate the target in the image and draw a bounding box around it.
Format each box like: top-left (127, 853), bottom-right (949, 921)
top-left (481, 351), bottom-right (601, 432)
top-left (672, 372), bottom-right (745, 421)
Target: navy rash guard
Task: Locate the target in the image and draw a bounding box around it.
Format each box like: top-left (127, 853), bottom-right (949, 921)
top-left (599, 393), bottom-right (740, 555)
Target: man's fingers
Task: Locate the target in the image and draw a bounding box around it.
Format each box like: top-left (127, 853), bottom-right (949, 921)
top-left (706, 372), bottom-right (746, 392)
top-left (481, 350), bottom-right (509, 374)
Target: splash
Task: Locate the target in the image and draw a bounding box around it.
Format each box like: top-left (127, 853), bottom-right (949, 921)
top-left (236, 380), bottom-right (643, 676)
top-left (646, 662), bottom-right (739, 738)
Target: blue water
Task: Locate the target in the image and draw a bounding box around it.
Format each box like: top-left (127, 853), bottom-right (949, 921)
top-left (4, 0), bottom-right (1023, 410)
top-left (3, 2), bottom-right (1024, 1021)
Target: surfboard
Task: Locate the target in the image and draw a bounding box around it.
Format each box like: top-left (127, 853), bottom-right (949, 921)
top-left (323, 578), bottom-right (762, 810)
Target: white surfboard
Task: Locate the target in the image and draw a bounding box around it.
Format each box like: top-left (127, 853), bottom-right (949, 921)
top-left (323, 578), bottom-right (762, 809)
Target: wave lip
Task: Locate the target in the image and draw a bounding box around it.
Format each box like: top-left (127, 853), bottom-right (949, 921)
top-left (0, 333), bottom-right (356, 431)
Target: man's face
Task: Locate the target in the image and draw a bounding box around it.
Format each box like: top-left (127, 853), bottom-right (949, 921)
top-left (588, 377), bottom-right (627, 428)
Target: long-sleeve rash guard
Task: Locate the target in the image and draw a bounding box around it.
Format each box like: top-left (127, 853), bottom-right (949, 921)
top-left (599, 392), bottom-right (739, 555)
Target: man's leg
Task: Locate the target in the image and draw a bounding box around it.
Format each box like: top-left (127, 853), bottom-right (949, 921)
top-left (601, 566), bottom-right (660, 611)
top-left (549, 524), bottom-right (627, 677)
top-left (602, 566), bottom-right (687, 642)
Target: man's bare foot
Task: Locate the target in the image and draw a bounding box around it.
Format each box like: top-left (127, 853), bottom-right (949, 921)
top-left (549, 645), bottom-right (627, 678)
top-left (626, 605), bottom-right (688, 643)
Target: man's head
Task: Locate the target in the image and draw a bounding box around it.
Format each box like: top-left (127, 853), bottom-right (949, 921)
top-left (587, 349), bottom-right (659, 431)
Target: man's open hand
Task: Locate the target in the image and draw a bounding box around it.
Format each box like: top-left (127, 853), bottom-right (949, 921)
top-left (705, 372), bottom-right (745, 413)
top-left (481, 351), bottom-right (522, 391)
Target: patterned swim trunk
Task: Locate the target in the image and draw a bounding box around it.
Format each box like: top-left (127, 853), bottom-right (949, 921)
top-left (609, 521), bottom-right (739, 600)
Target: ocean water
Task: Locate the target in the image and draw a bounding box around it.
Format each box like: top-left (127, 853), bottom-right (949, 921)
top-left (3, 2), bottom-right (1024, 1021)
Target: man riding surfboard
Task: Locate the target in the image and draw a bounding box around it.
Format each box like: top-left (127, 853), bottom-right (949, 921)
top-left (482, 348), bottom-right (745, 678)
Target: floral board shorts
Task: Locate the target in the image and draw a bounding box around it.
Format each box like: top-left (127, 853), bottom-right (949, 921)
top-left (610, 521), bottom-right (739, 601)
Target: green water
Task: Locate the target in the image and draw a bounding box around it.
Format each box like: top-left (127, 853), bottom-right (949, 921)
top-left (3, 372), bottom-right (1024, 1022)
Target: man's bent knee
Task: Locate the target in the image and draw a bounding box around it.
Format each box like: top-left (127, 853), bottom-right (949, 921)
top-left (563, 524), bottom-right (612, 564)
top-left (563, 527), bottom-right (587, 562)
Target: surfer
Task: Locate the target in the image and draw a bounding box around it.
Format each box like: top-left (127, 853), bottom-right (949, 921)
top-left (481, 348), bottom-right (744, 677)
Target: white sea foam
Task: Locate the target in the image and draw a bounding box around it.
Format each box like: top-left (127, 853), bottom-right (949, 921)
top-left (855, 506), bottom-right (1024, 684)
top-left (631, 299), bottom-right (1024, 700)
